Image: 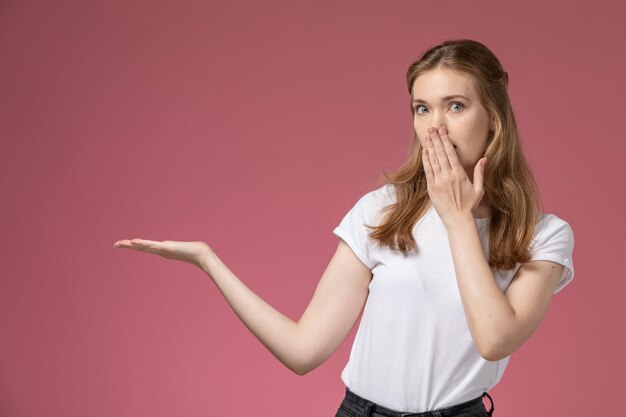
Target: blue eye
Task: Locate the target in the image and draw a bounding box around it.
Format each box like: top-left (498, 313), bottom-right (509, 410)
top-left (413, 102), bottom-right (465, 114)
top-left (451, 102), bottom-right (464, 112)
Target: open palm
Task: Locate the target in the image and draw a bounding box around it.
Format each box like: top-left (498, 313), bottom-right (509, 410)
top-left (113, 238), bottom-right (212, 269)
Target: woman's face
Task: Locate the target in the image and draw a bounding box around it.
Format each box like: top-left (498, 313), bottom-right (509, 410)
top-left (411, 67), bottom-right (494, 174)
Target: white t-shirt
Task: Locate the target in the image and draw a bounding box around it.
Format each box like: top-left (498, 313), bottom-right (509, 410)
top-left (332, 183), bottom-right (575, 412)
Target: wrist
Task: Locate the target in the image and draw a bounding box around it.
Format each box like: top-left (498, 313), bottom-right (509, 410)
top-left (443, 212), bottom-right (476, 231)
top-left (198, 248), bottom-right (220, 276)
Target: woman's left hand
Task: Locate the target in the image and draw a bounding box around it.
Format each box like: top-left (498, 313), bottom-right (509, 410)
top-left (422, 127), bottom-right (487, 227)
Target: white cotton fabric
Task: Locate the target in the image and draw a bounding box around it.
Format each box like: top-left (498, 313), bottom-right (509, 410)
top-left (332, 184), bottom-right (575, 412)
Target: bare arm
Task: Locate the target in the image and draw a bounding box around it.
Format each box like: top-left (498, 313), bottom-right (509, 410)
top-left (199, 239), bottom-right (372, 375)
top-left (421, 126), bottom-right (564, 361)
top-left (113, 237), bottom-right (371, 375)
top-left (446, 216), bottom-right (562, 361)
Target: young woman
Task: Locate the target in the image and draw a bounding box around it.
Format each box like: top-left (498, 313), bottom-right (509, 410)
top-left (113, 39), bottom-right (575, 417)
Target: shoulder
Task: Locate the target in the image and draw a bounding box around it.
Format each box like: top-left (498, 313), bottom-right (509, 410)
top-left (355, 183), bottom-right (395, 202)
top-left (333, 184), bottom-right (395, 269)
top-left (531, 213), bottom-right (574, 248)
top-left (528, 213), bottom-right (575, 293)
top-left (349, 183), bottom-right (396, 215)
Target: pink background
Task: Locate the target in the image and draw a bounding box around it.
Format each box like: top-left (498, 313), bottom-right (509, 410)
top-left (1, 0), bottom-right (624, 416)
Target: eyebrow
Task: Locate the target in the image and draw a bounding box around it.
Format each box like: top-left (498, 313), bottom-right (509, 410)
top-left (412, 94), bottom-right (470, 104)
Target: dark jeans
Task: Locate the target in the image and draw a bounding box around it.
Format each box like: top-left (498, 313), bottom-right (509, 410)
top-left (335, 387), bottom-right (494, 417)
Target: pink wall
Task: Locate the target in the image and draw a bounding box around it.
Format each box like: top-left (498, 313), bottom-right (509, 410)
top-left (1, 0), bottom-right (623, 416)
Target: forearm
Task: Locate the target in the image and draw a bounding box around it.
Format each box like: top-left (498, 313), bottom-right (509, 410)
top-left (445, 215), bottom-right (516, 360)
top-left (198, 250), bottom-right (308, 375)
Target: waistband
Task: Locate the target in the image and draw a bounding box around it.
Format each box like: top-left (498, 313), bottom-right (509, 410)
top-left (340, 387), bottom-right (494, 417)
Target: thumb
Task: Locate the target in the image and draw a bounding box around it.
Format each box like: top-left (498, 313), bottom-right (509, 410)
top-left (473, 158), bottom-right (487, 192)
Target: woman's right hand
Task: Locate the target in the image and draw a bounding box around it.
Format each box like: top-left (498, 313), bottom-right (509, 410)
top-left (113, 238), bottom-right (213, 269)
top-left (113, 237), bottom-right (372, 375)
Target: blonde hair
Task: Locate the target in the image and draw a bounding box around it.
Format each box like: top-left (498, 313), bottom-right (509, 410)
top-left (368, 39), bottom-right (542, 270)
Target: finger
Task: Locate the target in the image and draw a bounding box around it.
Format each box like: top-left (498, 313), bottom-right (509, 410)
top-left (131, 238), bottom-right (150, 244)
top-left (114, 239), bottom-right (141, 245)
top-left (473, 158), bottom-right (487, 192)
top-left (422, 148), bottom-right (434, 183)
top-left (426, 135), bottom-right (441, 175)
top-left (431, 128), bottom-right (451, 173)
top-left (113, 239), bottom-right (133, 247)
top-left (114, 238), bottom-right (160, 250)
top-left (438, 128), bottom-right (461, 172)
top-left (113, 242), bottom-right (145, 251)
top-left (131, 238), bottom-right (166, 246)
top-left (114, 239), bottom-right (141, 249)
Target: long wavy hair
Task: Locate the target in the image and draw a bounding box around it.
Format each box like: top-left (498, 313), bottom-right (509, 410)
top-left (368, 39), bottom-right (543, 270)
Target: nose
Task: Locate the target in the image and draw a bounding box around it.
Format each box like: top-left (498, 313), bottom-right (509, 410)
top-left (426, 113), bottom-right (454, 147)
top-left (429, 111), bottom-right (446, 133)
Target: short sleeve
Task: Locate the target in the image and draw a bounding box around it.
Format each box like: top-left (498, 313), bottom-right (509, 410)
top-left (529, 214), bottom-right (575, 294)
top-left (333, 187), bottom-right (388, 270)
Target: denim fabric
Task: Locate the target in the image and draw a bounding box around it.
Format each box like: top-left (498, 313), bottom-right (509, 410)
top-left (334, 387), bottom-right (494, 417)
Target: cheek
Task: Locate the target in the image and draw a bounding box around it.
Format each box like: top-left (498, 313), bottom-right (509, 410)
top-left (470, 120), bottom-right (488, 136)
top-left (450, 117), bottom-right (488, 142)
top-left (413, 121), bottom-right (426, 146)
